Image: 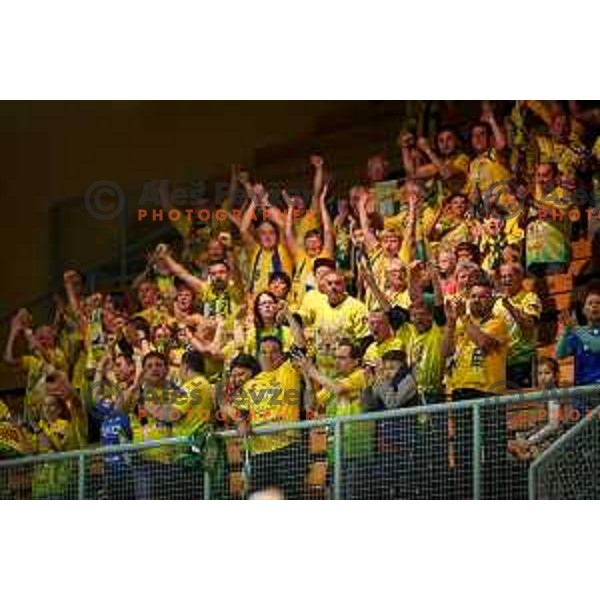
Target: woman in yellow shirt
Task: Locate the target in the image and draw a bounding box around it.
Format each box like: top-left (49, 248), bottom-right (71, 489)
top-left (285, 184), bottom-right (335, 310)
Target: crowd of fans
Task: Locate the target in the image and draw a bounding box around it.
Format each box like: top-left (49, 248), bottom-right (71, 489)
top-left (2, 100), bottom-right (600, 499)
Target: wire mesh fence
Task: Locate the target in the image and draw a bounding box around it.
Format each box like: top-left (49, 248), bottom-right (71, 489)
top-left (529, 399), bottom-right (600, 499)
top-left (2, 386), bottom-right (600, 499)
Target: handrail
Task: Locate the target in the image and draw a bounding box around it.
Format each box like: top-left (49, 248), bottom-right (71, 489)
top-left (3, 383), bottom-right (600, 469)
top-left (0, 436), bottom-right (191, 468)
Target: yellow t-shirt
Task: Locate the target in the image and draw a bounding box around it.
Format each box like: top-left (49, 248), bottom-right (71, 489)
top-left (492, 291), bottom-right (542, 365)
top-left (318, 369), bottom-right (374, 459)
top-left (311, 296), bottom-right (369, 376)
top-left (132, 385), bottom-right (180, 463)
top-left (243, 325), bottom-right (294, 360)
top-left (196, 280), bottom-right (243, 329)
top-left (466, 148), bottom-right (511, 203)
top-left (363, 325), bottom-right (411, 369)
top-left (446, 315), bottom-right (510, 393)
top-left (248, 242), bottom-right (293, 295)
top-left (365, 246), bottom-right (406, 309)
top-left (233, 360), bottom-right (302, 455)
top-left (316, 368), bottom-right (367, 409)
top-left (289, 248), bottom-right (331, 311)
top-left (21, 351), bottom-right (68, 425)
top-left (294, 208), bottom-right (321, 241)
top-left (133, 306), bottom-right (175, 328)
top-left (172, 375), bottom-right (214, 438)
top-left (406, 323), bottom-right (445, 395)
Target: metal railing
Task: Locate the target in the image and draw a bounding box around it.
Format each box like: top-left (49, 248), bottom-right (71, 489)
top-left (2, 384), bottom-right (600, 499)
top-left (529, 402), bottom-right (600, 499)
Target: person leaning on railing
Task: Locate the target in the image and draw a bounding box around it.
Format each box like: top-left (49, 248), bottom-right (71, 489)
top-left (293, 339), bottom-right (373, 500)
top-left (223, 305), bottom-right (308, 499)
top-left (442, 275), bottom-right (511, 499)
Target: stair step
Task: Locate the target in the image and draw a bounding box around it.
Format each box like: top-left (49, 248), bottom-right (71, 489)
top-left (569, 258), bottom-right (589, 277)
top-left (571, 238), bottom-right (592, 259)
top-left (542, 292), bottom-right (571, 311)
top-left (544, 273), bottom-right (573, 295)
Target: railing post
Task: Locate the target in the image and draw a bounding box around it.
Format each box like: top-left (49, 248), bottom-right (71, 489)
top-left (77, 454), bottom-right (86, 499)
top-left (528, 462), bottom-right (537, 500)
top-left (333, 421), bottom-right (342, 500)
top-left (472, 404), bottom-right (481, 500)
top-left (203, 470), bottom-right (211, 500)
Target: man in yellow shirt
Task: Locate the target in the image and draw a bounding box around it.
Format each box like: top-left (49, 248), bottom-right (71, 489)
top-left (4, 310), bottom-right (68, 427)
top-left (493, 262), bottom-right (542, 388)
top-left (142, 350), bottom-right (215, 499)
top-left (130, 351), bottom-right (190, 498)
top-left (231, 336), bottom-right (306, 498)
top-left (363, 311), bottom-right (410, 372)
top-left (306, 271), bottom-right (370, 376)
top-left (295, 339), bottom-right (373, 499)
top-left (411, 129), bottom-right (471, 207)
top-left (465, 111), bottom-right (511, 211)
top-left (443, 278), bottom-right (511, 498)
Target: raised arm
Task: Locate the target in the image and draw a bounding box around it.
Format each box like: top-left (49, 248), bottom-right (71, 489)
top-left (309, 155), bottom-right (325, 214)
top-left (442, 299), bottom-right (459, 359)
top-left (239, 194), bottom-right (259, 249)
top-left (397, 131), bottom-right (416, 178)
top-left (283, 192), bottom-right (301, 259)
top-left (358, 255), bottom-right (391, 312)
top-left (357, 188), bottom-right (378, 252)
top-left (4, 310), bottom-right (29, 366)
top-left (63, 270), bottom-right (82, 314)
top-left (317, 183), bottom-right (334, 257)
top-left (426, 198), bottom-right (447, 242)
top-left (154, 244), bottom-right (203, 294)
top-left (481, 101), bottom-right (507, 152)
top-left (299, 355), bottom-right (353, 397)
top-left (556, 311), bottom-right (577, 359)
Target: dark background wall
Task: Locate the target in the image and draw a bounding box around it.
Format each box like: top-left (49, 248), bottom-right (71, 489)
top-left (0, 100), bottom-right (417, 388)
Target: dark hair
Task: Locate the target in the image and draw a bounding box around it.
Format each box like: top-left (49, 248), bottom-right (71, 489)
top-left (337, 338), bottom-right (361, 360)
top-left (130, 317), bottom-right (151, 339)
top-left (142, 351), bottom-right (168, 368)
top-left (258, 335), bottom-right (283, 353)
top-left (304, 228), bottom-right (323, 242)
top-left (456, 241), bottom-right (481, 265)
top-left (208, 259), bottom-right (229, 270)
top-left (382, 349), bottom-right (408, 364)
top-left (115, 353), bottom-right (134, 365)
top-left (437, 126), bottom-right (461, 142)
top-left (470, 272), bottom-right (494, 290)
top-left (230, 353), bottom-right (261, 378)
top-left (174, 278), bottom-right (195, 293)
top-left (253, 291), bottom-right (279, 329)
top-left (583, 284), bottom-right (600, 304)
top-left (538, 356), bottom-right (559, 379)
top-left (313, 257), bottom-right (336, 275)
top-left (181, 350), bottom-right (205, 375)
top-left (472, 121), bottom-right (493, 139)
top-left (106, 292), bottom-right (128, 313)
top-left (268, 272), bottom-right (292, 288)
